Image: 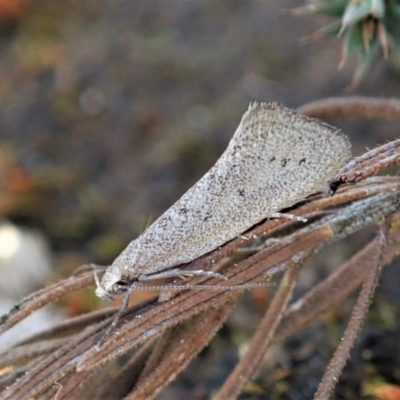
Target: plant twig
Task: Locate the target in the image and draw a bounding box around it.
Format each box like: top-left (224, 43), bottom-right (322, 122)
top-left (314, 227), bottom-right (387, 399)
top-left (214, 262), bottom-right (302, 400)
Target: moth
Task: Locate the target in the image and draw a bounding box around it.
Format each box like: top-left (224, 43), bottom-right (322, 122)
top-left (95, 102), bottom-right (351, 300)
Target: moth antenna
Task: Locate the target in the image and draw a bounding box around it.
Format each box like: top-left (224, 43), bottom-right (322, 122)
top-left (127, 282), bottom-right (276, 291)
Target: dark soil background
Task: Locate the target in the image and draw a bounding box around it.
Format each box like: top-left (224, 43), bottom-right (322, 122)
top-left (1, 0), bottom-right (400, 399)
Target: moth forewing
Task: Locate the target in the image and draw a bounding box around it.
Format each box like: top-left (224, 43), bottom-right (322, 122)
top-left (96, 102), bottom-right (351, 299)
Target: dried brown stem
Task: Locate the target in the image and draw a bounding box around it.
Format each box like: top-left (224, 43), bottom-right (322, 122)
top-left (17, 307), bottom-right (117, 345)
top-left (126, 297), bottom-right (237, 400)
top-left (0, 272), bottom-right (95, 335)
top-left (275, 221), bottom-right (400, 342)
top-left (214, 262), bottom-right (302, 400)
top-left (298, 96), bottom-right (400, 119)
top-left (49, 340), bottom-right (156, 400)
top-left (314, 228), bottom-right (387, 399)
top-left (340, 140), bottom-right (400, 184)
top-left (2, 188), bottom-right (400, 400)
top-left (1, 97), bottom-right (400, 399)
top-left (0, 337), bottom-right (68, 370)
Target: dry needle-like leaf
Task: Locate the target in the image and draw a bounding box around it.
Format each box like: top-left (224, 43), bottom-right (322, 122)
top-left (1, 96), bottom-right (400, 400)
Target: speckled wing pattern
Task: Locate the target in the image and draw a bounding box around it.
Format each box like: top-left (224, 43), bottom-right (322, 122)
top-left (111, 103), bottom-right (351, 279)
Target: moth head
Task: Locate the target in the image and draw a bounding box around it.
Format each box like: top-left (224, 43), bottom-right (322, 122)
top-left (95, 266), bottom-right (132, 300)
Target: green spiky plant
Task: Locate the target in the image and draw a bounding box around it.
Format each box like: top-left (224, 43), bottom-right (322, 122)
top-left (294, 0), bottom-right (400, 86)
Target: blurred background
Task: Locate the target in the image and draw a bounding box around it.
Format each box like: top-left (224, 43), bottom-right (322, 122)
top-left (1, 0), bottom-right (400, 398)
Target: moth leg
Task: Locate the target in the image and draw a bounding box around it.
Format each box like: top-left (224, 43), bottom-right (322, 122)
top-left (270, 212), bottom-right (307, 223)
top-left (96, 286), bottom-right (132, 349)
top-left (138, 268), bottom-right (228, 282)
top-left (240, 234), bottom-right (254, 240)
